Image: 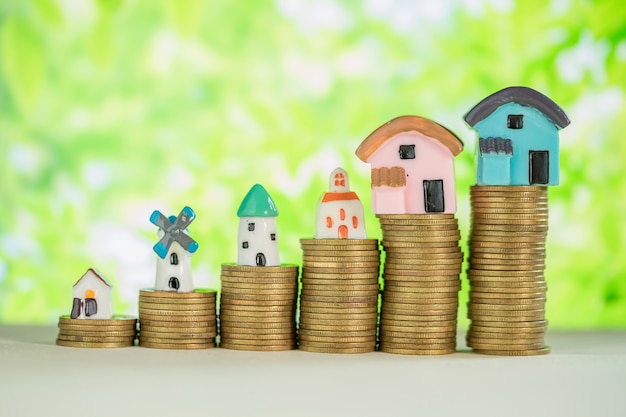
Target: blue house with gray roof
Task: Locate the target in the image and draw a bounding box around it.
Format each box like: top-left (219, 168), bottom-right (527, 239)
top-left (464, 86), bottom-right (570, 186)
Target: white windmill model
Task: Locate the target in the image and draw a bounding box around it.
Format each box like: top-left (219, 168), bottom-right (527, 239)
top-left (149, 206), bottom-right (199, 293)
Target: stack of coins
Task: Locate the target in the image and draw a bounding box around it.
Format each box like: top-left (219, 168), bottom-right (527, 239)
top-left (56, 315), bottom-right (137, 348)
top-left (219, 264), bottom-right (299, 351)
top-left (138, 289), bottom-right (217, 349)
top-left (378, 214), bottom-right (463, 355)
top-left (298, 239), bottom-right (380, 354)
top-left (466, 185), bottom-right (549, 356)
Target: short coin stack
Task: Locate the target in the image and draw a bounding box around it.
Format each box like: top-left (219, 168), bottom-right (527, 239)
top-left (138, 289), bottom-right (217, 349)
top-left (219, 264), bottom-right (299, 351)
top-left (466, 185), bottom-right (549, 356)
top-left (298, 239), bottom-right (380, 354)
top-left (378, 214), bottom-right (463, 355)
top-left (56, 315), bottom-right (137, 348)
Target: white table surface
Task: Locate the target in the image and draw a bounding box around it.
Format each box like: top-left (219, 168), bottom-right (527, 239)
top-left (0, 326), bottom-right (624, 417)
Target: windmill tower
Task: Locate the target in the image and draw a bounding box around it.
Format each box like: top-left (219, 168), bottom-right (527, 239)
top-left (149, 206), bottom-right (199, 292)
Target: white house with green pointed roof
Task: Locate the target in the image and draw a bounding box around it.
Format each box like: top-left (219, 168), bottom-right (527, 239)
top-left (237, 184), bottom-right (280, 267)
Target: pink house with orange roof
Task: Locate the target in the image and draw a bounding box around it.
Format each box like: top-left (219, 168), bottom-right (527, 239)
top-left (355, 116), bottom-right (463, 214)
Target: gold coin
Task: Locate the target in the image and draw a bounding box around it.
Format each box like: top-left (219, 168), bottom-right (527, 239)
top-left (299, 311), bottom-right (378, 320)
top-left (299, 305), bottom-right (378, 314)
top-left (382, 241), bottom-right (460, 248)
top-left (220, 326), bottom-right (295, 335)
top-left (382, 292), bottom-right (458, 304)
top-left (298, 335), bottom-right (376, 344)
top-left (304, 283), bottom-right (380, 291)
top-left (382, 296), bottom-right (457, 307)
top-left (379, 346), bottom-right (456, 355)
top-left (468, 331), bottom-right (545, 341)
top-left (471, 185), bottom-right (547, 192)
top-left (220, 331), bottom-right (295, 340)
top-left (381, 303), bottom-right (457, 314)
top-left (301, 271), bottom-right (380, 280)
top-left (297, 341), bottom-right (376, 350)
top-left (139, 341), bottom-right (214, 349)
top-left (298, 345), bottom-right (375, 354)
top-left (139, 326), bottom-right (217, 335)
top-left (220, 298), bottom-right (296, 307)
top-left (303, 248), bottom-right (380, 256)
top-left (473, 346), bottom-right (550, 356)
top-left (221, 288), bottom-right (297, 296)
top-left (385, 256), bottom-right (464, 266)
top-left (220, 281), bottom-right (297, 289)
top-left (56, 339), bottom-right (134, 348)
top-left (470, 224), bottom-right (549, 232)
top-left (299, 323), bottom-right (377, 332)
top-left (383, 281), bottom-right (460, 290)
top-left (301, 290), bottom-right (379, 299)
top-left (379, 341), bottom-right (455, 351)
top-left (220, 271), bottom-right (297, 279)
top-left (379, 224), bottom-right (460, 232)
top-left (470, 253), bottom-right (546, 262)
top-left (302, 260), bottom-right (381, 269)
top-left (220, 276), bottom-right (297, 285)
top-left (219, 320), bottom-right (294, 329)
top-left (380, 335), bottom-right (457, 345)
top-left (138, 313), bottom-right (215, 322)
top-left (467, 340), bottom-right (545, 350)
top-left (467, 312), bottom-right (545, 322)
top-left (470, 296), bottom-right (546, 306)
top-left (58, 323), bottom-right (137, 331)
top-left (470, 205), bottom-right (549, 213)
top-left (138, 308), bottom-right (215, 316)
top-left (379, 329), bottom-right (456, 338)
top-left (139, 289), bottom-right (217, 299)
top-left (468, 268), bottom-right (545, 277)
top-left (139, 315), bottom-right (216, 325)
top-left (298, 318), bottom-right (377, 327)
top-left (469, 264), bottom-right (545, 272)
top-left (377, 213), bottom-right (456, 220)
top-left (58, 329), bottom-right (137, 337)
top-left (299, 327), bottom-right (376, 337)
top-left (383, 228), bottom-right (461, 236)
top-left (380, 312), bottom-right (457, 322)
top-left (468, 302), bottom-right (545, 312)
top-left (470, 245), bottom-right (545, 254)
top-left (138, 302), bottom-right (216, 311)
top-left (302, 255), bottom-right (381, 262)
top-left (219, 303), bottom-right (295, 313)
top-left (58, 315), bottom-right (137, 326)
top-left (384, 269), bottom-right (462, 278)
top-left (219, 342), bottom-right (296, 351)
top-left (138, 296), bottom-right (213, 305)
top-left (383, 274), bottom-right (461, 284)
top-left (380, 322), bottom-right (457, 332)
top-left (384, 246), bottom-right (462, 255)
top-left (301, 294), bottom-right (378, 303)
top-left (219, 336), bottom-right (295, 346)
top-left (57, 334), bottom-right (135, 343)
top-left (140, 335), bottom-right (214, 344)
top-left (302, 266), bottom-right (380, 274)
top-left (219, 314), bottom-right (294, 323)
top-left (219, 308), bottom-right (294, 317)
top-left (469, 318), bottom-right (548, 327)
top-left (469, 284), bottom-right (547, 293)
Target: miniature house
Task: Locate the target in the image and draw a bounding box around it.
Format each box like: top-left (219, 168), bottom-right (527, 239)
top-left (355, 115), bottom-right (464, 214)
top-left (71, 268), bottom-right (113, 319)
top-left (150, 207), bottom-right (198, 293)
top-left (315, 167), bottom-right (367, 239)
top-left (237, 184), bottom-right (280, 266)
top-left (155, 236), bottom-right (195, 293)
top-left (464, 86), bottom-right (570, 186)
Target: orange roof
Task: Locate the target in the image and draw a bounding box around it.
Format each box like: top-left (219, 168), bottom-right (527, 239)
top-left (321, 192), bottom-right (360, 203)
top-left (355, 115), bottom-right (463, 162)
top-left (73, 268), bottom-right (112, 288)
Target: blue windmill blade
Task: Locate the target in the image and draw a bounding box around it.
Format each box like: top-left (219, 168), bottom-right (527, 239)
top-left (153, 234), bottom-right (173, 259)
top-left (150, 210), bottom-right (173, 230)
top-left (173, 206), bottom-right (196, 231)
top-left (175, 232), bottom-right (199, 254)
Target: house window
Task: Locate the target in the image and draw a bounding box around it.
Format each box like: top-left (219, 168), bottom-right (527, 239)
top-left (339, 208), bottom-right (345, 221)
top-left (399, 145), bottom-right (415, 159)
top-left (507, 115), bottom-right (524, 129)
top-left (326, 217), bottom-right (333, 228)
top-left (170, 253), bottom-right (179, 265)
top-left (270, 233), bottom-right (276, 241)
top-left (334, 172), bottom-right (345, 187)
top-left (242, 241), bottom-right (249, 249)
top-left (248, 223), bottom-right (255, 231)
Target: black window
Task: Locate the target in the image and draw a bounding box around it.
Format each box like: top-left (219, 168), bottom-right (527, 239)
top-left (85, 299), bottom-right (98, 317)
top-left (242, 241), bottom-right (249, 249)
top-left (170, 253), bottom-right (179, 265)
top-left (248, 223), bottom-right (255, 231)
top-left (270, 233), bottom-right (276, 241)
top-left (507, 115), bottom-right (524, 129)
top-left (399, 145), bottom-right (415, 159)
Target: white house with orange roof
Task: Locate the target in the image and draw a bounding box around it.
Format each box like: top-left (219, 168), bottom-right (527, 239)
top-left (70, 268), bottom-right (113, 319)
top-left (355, 115), bottom-right (464, 214)
top-left (315, 167), bottom-right (367, 239)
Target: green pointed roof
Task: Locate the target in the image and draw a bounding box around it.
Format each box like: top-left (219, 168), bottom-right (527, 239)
top-left (237, 184), bottom-right (279, 217)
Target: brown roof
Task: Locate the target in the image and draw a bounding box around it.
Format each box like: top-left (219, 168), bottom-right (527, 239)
top-left (355, 115), bottom-right (464, 162)
top-left (73, 268), bottom-right (112, 288)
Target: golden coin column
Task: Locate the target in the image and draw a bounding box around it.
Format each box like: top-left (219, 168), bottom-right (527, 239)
top-left (138, 289), bottom-right (218, 349)
top-left (56, 315), bottom-right (137, 348)
top-left (219, 264), bottom-right (299, 351)
top-left (466, 185), bottom-right (549, 356)
top-left (378, 214), bottom-right (463, 355)
top-left (298, 239), bottom-right (380, 353)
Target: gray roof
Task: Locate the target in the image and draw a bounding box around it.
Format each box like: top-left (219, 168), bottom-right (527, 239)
top-left (464, 86), bottom-right (571, 129)
top-left (479, 137), bottom-right (513, 155)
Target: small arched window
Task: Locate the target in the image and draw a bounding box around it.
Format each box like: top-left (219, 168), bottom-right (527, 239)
top-left (170, 253), bottom-right (179, 265)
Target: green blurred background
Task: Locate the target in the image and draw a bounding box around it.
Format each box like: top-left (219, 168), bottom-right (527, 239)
top-left (0, 0), bottom-right (624, 328)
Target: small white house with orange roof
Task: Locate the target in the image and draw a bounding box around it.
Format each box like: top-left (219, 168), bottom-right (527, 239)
top-left (355, 115), bottom-right (463, 214)
top-left (315, 167), bottom-right (367, 239)
top-left (70, 268), bottom-right (113, 319)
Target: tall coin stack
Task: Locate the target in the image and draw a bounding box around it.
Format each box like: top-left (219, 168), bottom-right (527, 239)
top-left (56, 315), bottom-right (137, 348)
top-left (378, 214), bottom-right (463, 355)
top-left (466, 185), bottom-right (549, 356)
top-left (138, 289), bottom-right (217, 349)
top-left (219, 264), bottom-right (299, 351)
top-left (298, 239), bottom-right (380, 353)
